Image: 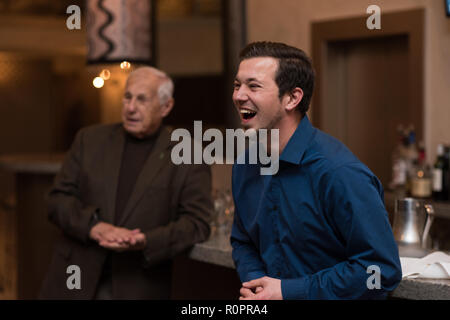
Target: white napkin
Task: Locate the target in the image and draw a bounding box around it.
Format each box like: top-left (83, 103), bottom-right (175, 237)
top-left (400, 251), bottom-right (450, 279)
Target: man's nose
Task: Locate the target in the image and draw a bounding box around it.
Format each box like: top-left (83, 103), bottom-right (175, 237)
top-left (125, 98), bottom-right (137, 112)
top-left (233, 86), bottom-right (248, 103)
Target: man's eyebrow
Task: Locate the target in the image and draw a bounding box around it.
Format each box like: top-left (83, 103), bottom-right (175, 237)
top-left (244, 77), bottom-right (264, 84)
top-left (235, 77), bottom-right (261, 83)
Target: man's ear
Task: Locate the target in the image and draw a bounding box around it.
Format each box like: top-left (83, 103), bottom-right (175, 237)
top-left (284, 88), bottom-right (303, 112)
top-left (161, 98), bottom-right (174, 118)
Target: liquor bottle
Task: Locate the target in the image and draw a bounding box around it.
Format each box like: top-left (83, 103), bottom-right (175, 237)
top-left (444, 145), bottom-right (450, 201)
top-left (432, 144), bottom-right (446, 201)
top-left (410, 144), bottom-right (432, 199)
top-left (405, 126), bottom-right (419, 196)
top-left (389, 125), bottom-right (407, 193)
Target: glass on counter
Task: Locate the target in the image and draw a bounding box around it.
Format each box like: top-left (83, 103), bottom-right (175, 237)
top-left (212, 188), bottom-right (235, 243)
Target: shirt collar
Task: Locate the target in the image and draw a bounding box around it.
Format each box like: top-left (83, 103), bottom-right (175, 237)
top-left (279, 114), bottom-right (316, 165)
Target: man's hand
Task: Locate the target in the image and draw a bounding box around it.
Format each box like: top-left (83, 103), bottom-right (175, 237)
top-left (99, 232), bottom-right (147, 252)
top-left (89, 222), bottom-right (147, 252)
top-left (239, 286), bottom-right (263, 299)
top-left (89, 222), bottom-right (137, 243)
top-left (239, 276), bottom-right (282, 300)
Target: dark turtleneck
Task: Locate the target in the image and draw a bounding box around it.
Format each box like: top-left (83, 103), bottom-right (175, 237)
top-left (114, 129), bottom-right (159, 225)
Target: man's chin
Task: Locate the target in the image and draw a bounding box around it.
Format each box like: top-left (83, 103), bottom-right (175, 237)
top-left (123, 123), bottom-right (141, 136)
top-left (242, 126), bottom-right (258, 134)
top-left (241, 122), bottom-right (260, 131)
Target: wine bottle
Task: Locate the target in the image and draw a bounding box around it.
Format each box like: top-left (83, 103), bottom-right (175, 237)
top-left (432, 144), bottom-right (445, 201)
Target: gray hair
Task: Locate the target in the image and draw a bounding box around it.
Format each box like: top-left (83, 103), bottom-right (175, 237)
top-left (128, 66), bottom-right (174, 105)
top-left (157, 73), bottom-right (174, 105)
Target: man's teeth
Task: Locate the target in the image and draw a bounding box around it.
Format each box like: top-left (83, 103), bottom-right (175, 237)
top-left (240, 109), bottom-right (257, 120)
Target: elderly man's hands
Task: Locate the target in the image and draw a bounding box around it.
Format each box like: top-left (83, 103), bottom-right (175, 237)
top-left (239, 276), bottom-right (283, 300)
top-left (89, 222), bottom-right (147, 252)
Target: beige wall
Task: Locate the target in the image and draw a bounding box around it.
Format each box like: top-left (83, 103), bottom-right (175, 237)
top-left (247, 0), bottom-right (450, 163)
top-left (158, 17), bottom-right (223, 76)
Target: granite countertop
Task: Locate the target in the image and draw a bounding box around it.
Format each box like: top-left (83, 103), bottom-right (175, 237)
top-left (189, 230), bottom-right (234, 269)
top-left (391, 278), bottom-right (450, 300)
top-left (188, 231), bottom-right (450, 300)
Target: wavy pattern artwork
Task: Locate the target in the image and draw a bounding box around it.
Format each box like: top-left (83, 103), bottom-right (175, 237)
top-left (87, 0), bottom-right (152, 64)
top-left (126, 0), bottom-right (152, 56)
top-left (96, 0), bottom-right (115, 60)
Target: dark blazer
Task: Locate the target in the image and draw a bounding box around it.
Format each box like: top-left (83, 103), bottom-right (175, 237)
top-left (39, 124), bottom-right (213, 299)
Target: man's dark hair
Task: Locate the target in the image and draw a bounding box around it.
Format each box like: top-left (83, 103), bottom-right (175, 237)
top-left (239, 41), bottom-right (315, 115)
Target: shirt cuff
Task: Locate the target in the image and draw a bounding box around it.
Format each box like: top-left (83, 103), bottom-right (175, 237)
top-left (281, 277), bottom-right (309, 300)
top-left (243, 270), bottom-right (266, 282)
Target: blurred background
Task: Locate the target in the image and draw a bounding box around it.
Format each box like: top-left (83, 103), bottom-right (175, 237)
top-left (0, 0), bottom-right (449, 299)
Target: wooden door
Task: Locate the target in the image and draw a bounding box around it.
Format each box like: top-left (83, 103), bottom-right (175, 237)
top-left (312, 9), bottom-right (425, 188)
top-left (323, 36), bottom-right (409, 186)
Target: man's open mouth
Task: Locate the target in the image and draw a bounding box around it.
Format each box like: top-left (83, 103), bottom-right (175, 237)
top-left (240, 109), bottom-right (257, 120)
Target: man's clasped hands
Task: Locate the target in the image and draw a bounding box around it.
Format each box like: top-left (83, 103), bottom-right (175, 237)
top-left (89, 222), bottom-right (147, 252)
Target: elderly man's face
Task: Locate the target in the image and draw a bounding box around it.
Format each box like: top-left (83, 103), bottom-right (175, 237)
top-left (122, 74), bottom-right (165, 138)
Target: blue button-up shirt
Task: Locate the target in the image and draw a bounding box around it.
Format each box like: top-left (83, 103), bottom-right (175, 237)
top-left (230, 115), bottom-right (402, 299)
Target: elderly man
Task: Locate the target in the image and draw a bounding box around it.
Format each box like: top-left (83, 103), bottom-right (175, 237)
top-left (40, 67), bottom-right (213, 299)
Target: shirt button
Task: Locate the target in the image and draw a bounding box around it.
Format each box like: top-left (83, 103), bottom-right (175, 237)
top-left (273, 205), bottom-right (277, 211)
